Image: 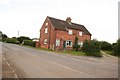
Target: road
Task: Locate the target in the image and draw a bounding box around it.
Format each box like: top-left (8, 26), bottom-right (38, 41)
top-left (1, 42), bottom-right (118, 78)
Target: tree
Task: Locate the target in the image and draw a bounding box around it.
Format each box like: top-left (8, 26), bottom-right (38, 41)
top-left (2, 34), bottom-right (8, 39)
top-left (6, 38), bottom-right (20, 44)
top-left (0, 32), bottom-right (8, 42)
top-left (17, 36), bottom-right (31, 43)
top-left (73, 37), bottom-right (80, 51)
top-left (112, 39), bottom-right (120, 56)
top-left (81, 40), bottom-right (101, 57)
top-left (100, 41), bottom-right (112, 51)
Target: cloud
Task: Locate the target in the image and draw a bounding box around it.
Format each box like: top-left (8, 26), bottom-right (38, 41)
top-left (0, 0), bottom-right (11, 5)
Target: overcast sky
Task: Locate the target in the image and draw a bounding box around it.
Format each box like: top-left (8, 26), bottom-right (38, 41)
top-left (0, 0), bottom-right (119, 43)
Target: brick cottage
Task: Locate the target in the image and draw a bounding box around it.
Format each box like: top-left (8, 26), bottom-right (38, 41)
top-left (36, 16), bottom-right (91, 50)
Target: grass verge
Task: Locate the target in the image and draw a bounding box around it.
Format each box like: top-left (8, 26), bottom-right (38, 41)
top-left (21, 45), bottom-right (85, 56)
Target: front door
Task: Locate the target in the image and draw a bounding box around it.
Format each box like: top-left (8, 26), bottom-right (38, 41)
top-left (63, 41), bottom-right (66, 49)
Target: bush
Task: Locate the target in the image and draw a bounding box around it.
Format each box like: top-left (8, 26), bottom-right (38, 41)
top-left (17, 36), bottom-right (31, 43)
top-left (112, 39), bottom-right (120, 56)
top-left (6, 38), bottom-right (20, 44)
top-left (73, 37), bottom-right (80, 51)
top-left (100, 41), bottom-right (112, 51)
top-left (23, 40), bottom-right (35, 47)
top-left (81, 40), bottom-right (101, 57)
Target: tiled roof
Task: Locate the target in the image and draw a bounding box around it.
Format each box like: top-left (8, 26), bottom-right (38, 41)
top-left (48, 16), bottom-right (91, 35)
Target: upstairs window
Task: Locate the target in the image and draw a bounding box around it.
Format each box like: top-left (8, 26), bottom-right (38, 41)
top-left (45, 28), bottom-right (48, 33)
top-left (79, 31), bottom-right (83, 36)
top-left (68, 30), bottom-right (72, 35)
top-left (44, 39), bottom-right (47, 44)
top-left (46, 23), bottom-right (48, 26)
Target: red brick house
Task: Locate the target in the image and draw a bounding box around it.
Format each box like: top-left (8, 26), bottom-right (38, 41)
top-left (37, 16), bottom-right (91, 50)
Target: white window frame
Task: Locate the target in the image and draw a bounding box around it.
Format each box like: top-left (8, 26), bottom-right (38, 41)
top-left (68, 30), bottom-right (72, 35)
top-left (79, 31), bottom-right (83, 36)
top-left (66, 40), bottom-right (72, 47)
top-left (45, 28), bottom-right (48, 33)
top-left (44, 39), bottom-right (47, 44)
top-left (56, 39), bottom-right (60, 46)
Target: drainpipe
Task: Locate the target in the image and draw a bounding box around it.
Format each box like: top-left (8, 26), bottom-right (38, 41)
top-left (54, 29), bottom-right (57, 50)
top-left (48, 23), bottom-right (51, 49)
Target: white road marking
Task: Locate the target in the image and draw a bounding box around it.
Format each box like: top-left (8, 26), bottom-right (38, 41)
top-left (55, 54), bottom-right (98, 64)
top-left (38, 49), bottom-right (105, 63)
top-left (87, 57), bottom-right (99, 61)
top-left (26, 52), bottom-right (94, 78)
top-left (61, 55), bottom-right (66, 57)
top-left (49, 60), bottom-right (94, 78)
top-left (45, 51), bottom-right (101, 62)
top-left (2, 55), bottom-right (19, 80)
top-left (50, 53), bottom-right (117, 67)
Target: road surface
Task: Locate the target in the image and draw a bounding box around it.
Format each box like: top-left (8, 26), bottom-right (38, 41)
top-left (1, 42), bottom-right (118, 78)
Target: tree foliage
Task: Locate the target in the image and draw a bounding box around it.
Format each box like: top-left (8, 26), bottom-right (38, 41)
top-left (6, 38), bottom-right (20, 44)
top-left (73, 37), bottom-right (80, 51)
top-left (2, 34), bottom-right (8, 39)
top-left (81, 40), bottom-right (101, 57)
top-left (17, 36), bottom-right (31, 43)
top-left (0, 31), bottom-right (8, 42)
top-left (112, 39), bottom-right (120, 56)
top-left (100, 41), bottom-right (112, 51)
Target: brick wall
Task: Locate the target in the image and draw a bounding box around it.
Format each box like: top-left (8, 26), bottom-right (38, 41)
top-left (39, 17), bottom-right (56, 49)
top-left (39, 18), bottom-right (50, 49)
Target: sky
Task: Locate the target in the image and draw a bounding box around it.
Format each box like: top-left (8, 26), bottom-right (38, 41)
top-left (0, 0), bottom-right (119, 43)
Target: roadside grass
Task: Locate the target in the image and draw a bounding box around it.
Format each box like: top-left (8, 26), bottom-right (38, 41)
top-left (57, 50), bottom-right (85, 56)
top-left (21, 45), bottom-right (85, 56)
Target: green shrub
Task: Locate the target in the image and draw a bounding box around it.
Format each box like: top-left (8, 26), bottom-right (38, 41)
top-left (17, 36), bottom-right (31, 43)
top-left (112, 39), bottom-right (120, 56)
top-left (81, 40), bottom-right (101, 57)
top-left (6, 38), bottom-right (20, 44)
top-left (100, 41), bottom-right (112, 51)
top-left (23, 40), bottom-right (35, 47)
top-left (73, 37), bottom-right (80, 51)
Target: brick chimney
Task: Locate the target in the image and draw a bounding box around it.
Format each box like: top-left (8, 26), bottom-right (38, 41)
top-left (66, 17), bottom-right (72, 24)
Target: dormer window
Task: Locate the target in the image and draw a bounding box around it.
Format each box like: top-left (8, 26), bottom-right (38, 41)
top-left (45, 28), bottom-right (48, 33)
top-left (68, 30), bottom-right (72, 35)
top-left (79, 31), bottom-right (83, 36)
